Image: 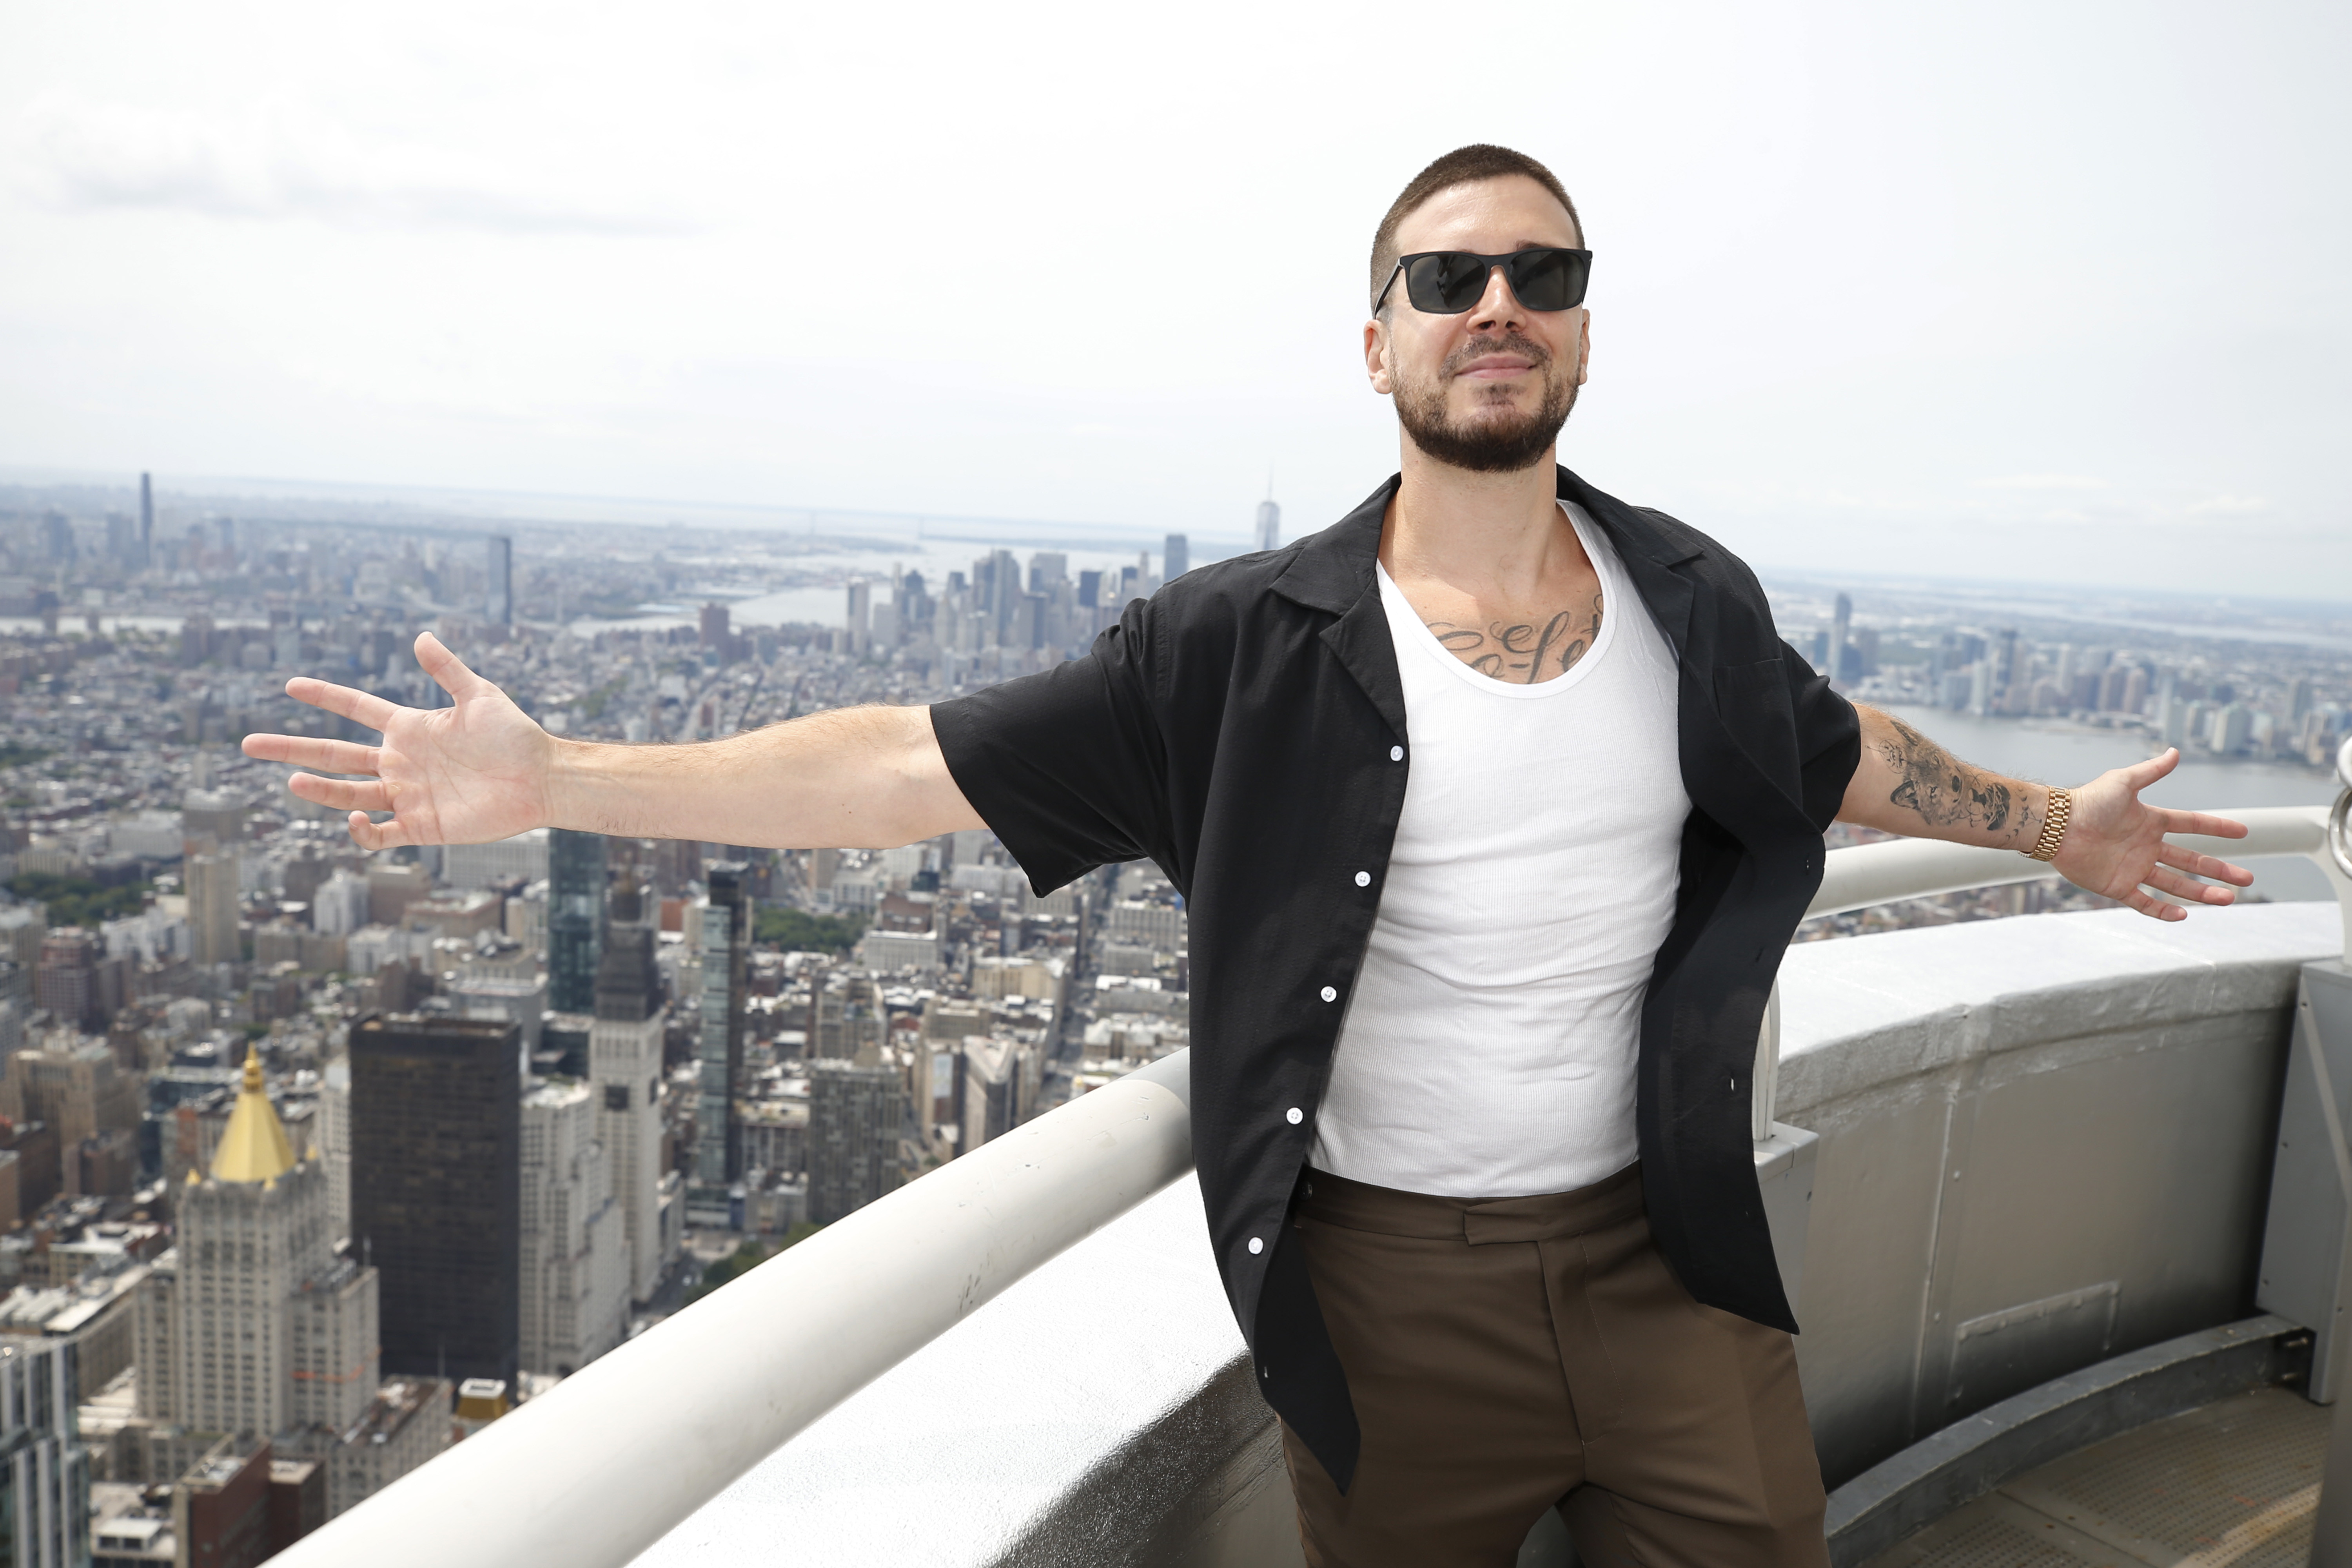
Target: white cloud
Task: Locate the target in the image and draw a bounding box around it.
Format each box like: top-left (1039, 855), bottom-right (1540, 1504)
top-left (12, 91), bottom-right (689, 235)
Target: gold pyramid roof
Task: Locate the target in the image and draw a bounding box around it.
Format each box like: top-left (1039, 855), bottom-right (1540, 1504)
top-left (211, 1045), bottom-right (296, 1184)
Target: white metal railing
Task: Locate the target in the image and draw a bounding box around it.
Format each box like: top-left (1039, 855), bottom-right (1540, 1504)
top-left (1749, 803), bottom-right (2352, 1138)
top-left (266, 803), bottom-right (2350, 1568)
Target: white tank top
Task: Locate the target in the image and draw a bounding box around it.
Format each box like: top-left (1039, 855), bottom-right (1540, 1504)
top-left (1309, 501), bottom-right (1691, 1199)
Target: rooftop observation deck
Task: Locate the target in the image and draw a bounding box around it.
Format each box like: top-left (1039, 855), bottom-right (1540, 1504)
top-left (268, 802), bottom-right (2352, 1568)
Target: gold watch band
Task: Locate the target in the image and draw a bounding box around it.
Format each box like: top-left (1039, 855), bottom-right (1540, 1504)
top-left (2027, 787), bottom-right (2073, 862)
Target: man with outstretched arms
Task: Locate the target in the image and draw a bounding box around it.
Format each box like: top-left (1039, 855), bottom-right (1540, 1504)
top-left (247, 145), bottom-right (2253, 1566)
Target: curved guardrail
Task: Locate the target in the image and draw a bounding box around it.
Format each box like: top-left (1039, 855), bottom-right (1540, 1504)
top-left (1751, 804), bottom-right (2349, 1138)
top-left (271, 804), bottom-right (2350, 1568)
top-left (269, 1053), bottom-right (1195, 1568)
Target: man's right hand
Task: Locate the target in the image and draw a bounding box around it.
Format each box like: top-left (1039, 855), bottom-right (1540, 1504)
top-left (242, 633), bottom-right (556, 851)
top-left (243, 632), bottom-right (987, 853)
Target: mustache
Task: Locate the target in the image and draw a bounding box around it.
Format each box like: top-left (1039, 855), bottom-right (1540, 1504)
top-left (1442, 331), bottom-right (1552, 378)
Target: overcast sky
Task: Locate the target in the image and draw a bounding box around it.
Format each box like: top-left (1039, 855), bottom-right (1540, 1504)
top-left (3, 1), bottom-right (2343, 593)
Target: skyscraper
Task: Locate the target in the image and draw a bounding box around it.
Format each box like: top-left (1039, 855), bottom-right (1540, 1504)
top-left (1255, 497), bottom-right (1281, 553)
top-left (1994, 628), bottom-right (2022, 705)
top-left (140, 471), bottom-right (154, 570)
top-left (0, 1338), bottom-right (86, 1566)
top-left (699, 601), bottom-right (733, 664)
top-left (33, 928), bottom-right (100, 1032)
top-left (1828, 591), bottom-right (1852, 684)
top-left (485, 534), bottom-right (512, 627)
top-left (1163, 534), bottom-right (1190, 582)
top-left (846, 581), bottom-right (871, 652)
top-left (517, 1080), bottom-right (628, 1377)
top-left (107, 511), bottom-right (140, 570)
top-left (592, 875), bottom-right (669, 1301)
top-left (349, 1014), bottom-right (521, 1387)
top-left (984, 548), bottom-right (1021, 641)
top-left (187, 850), bottom-right (241, 967)
top-left (695, 865), bottom-right (751, 1188)
top-left (136, 1049), bottom-right (379, 1439)
top-left (318, 1054), bottom-right (352, 1242)
top-left (2, 1038), bottom-right (138, 1196)
top-left (546, 829), bottom-right (606, 1015)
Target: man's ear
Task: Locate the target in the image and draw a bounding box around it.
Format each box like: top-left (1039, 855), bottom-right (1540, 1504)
top-left (1364, 317), bottom-right (1393, 395)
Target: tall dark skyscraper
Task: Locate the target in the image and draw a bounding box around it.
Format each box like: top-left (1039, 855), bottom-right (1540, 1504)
top-left (485, 534), bottom-right (512, 626)
top-left (595, 875), bottom-right (661, 1022)
top-left (592, 874), bottom-right (666, 1301)
top-left (547, 829), bottom-right (607, 1015)
top-left (139, 471), bottom-right (154, 570)
top-left (1163, 533), bottom-right (1189, 582)
top-left (349, 1013), bottom-right (522, 1387)
top-left (696, 864), bottom-right (751, 1187)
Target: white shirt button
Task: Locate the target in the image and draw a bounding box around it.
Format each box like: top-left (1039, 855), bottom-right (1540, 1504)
top-left (1248, 1236), bottom-right (1264, 1255)
top-left (1390, 745), bottom-right (1405, 761)
top-left (1319, 985), bottom-right (1337, 1002)
top-left (1354, 871), bottom-right (1371, 887)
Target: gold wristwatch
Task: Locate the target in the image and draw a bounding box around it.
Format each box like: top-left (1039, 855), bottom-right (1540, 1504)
top-left (2026, 787), bottom-right (2073, 862)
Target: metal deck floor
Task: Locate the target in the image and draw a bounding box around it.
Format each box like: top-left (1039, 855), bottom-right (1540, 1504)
top-left (1864, 1387), bottom-right (2326, 1568)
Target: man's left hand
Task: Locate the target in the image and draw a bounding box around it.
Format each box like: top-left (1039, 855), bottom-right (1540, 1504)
top-left (2053, 748), bottom-right (2255, 922)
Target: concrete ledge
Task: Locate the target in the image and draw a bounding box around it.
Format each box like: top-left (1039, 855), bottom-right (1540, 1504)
top-left (628, 1175), bottom-right (1287, 1568)
top-left (1777, 903), bottom-right (2341, 1122)
top-left (1822, 1314), bottom-right (2314, 1567)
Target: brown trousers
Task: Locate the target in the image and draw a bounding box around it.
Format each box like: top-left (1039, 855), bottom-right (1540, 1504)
top-left (1279, 1164), bottom-right (1829, 1568)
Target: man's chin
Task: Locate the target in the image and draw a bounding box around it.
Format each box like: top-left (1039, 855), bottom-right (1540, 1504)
top-left (1404, 415), bottom-right (1560, 473)
top-left (1396, 383), bottom-right (1575, 474)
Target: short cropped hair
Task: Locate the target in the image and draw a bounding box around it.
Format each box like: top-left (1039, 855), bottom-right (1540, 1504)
top-left (1369, 145), bottom-right (1584, 313)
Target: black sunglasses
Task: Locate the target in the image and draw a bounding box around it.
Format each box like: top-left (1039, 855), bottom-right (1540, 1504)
top-left (1373, 247), bottom-right (1592, 316)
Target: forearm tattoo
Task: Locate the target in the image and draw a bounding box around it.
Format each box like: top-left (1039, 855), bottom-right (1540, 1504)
top-left (1426, 592), bottom-right (1605, 684)
top-left (1876, 715), bottom-right (2034, 846)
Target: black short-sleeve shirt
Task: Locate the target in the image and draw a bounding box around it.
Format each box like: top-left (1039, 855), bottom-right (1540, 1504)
top-left (930, 467), bottom-right (1860, 1490)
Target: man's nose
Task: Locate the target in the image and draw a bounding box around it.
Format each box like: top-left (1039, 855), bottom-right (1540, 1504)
top-left (1465, 265), bottom-right (1527, 333)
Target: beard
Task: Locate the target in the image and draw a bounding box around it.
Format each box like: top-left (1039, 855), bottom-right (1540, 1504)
top-left (1392, 330), bottom-right (1579, 474)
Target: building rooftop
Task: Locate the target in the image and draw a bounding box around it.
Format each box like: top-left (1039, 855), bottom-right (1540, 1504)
top-left (209, 1044), bottom-right (294, 1183)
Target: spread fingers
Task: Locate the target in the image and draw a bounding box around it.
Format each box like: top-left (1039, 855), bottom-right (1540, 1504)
top-left (283, 677), bottom-right (402, 731)
top-left (243, 734), bottom-right (382, 774)
top-left (290, 773), bottom-right (393, 813)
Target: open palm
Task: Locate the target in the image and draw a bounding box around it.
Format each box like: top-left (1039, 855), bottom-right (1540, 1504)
top-left (2051, 748), bottom-right (2254, 921)
top-left (241, 633), bottom-right (555, 852)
